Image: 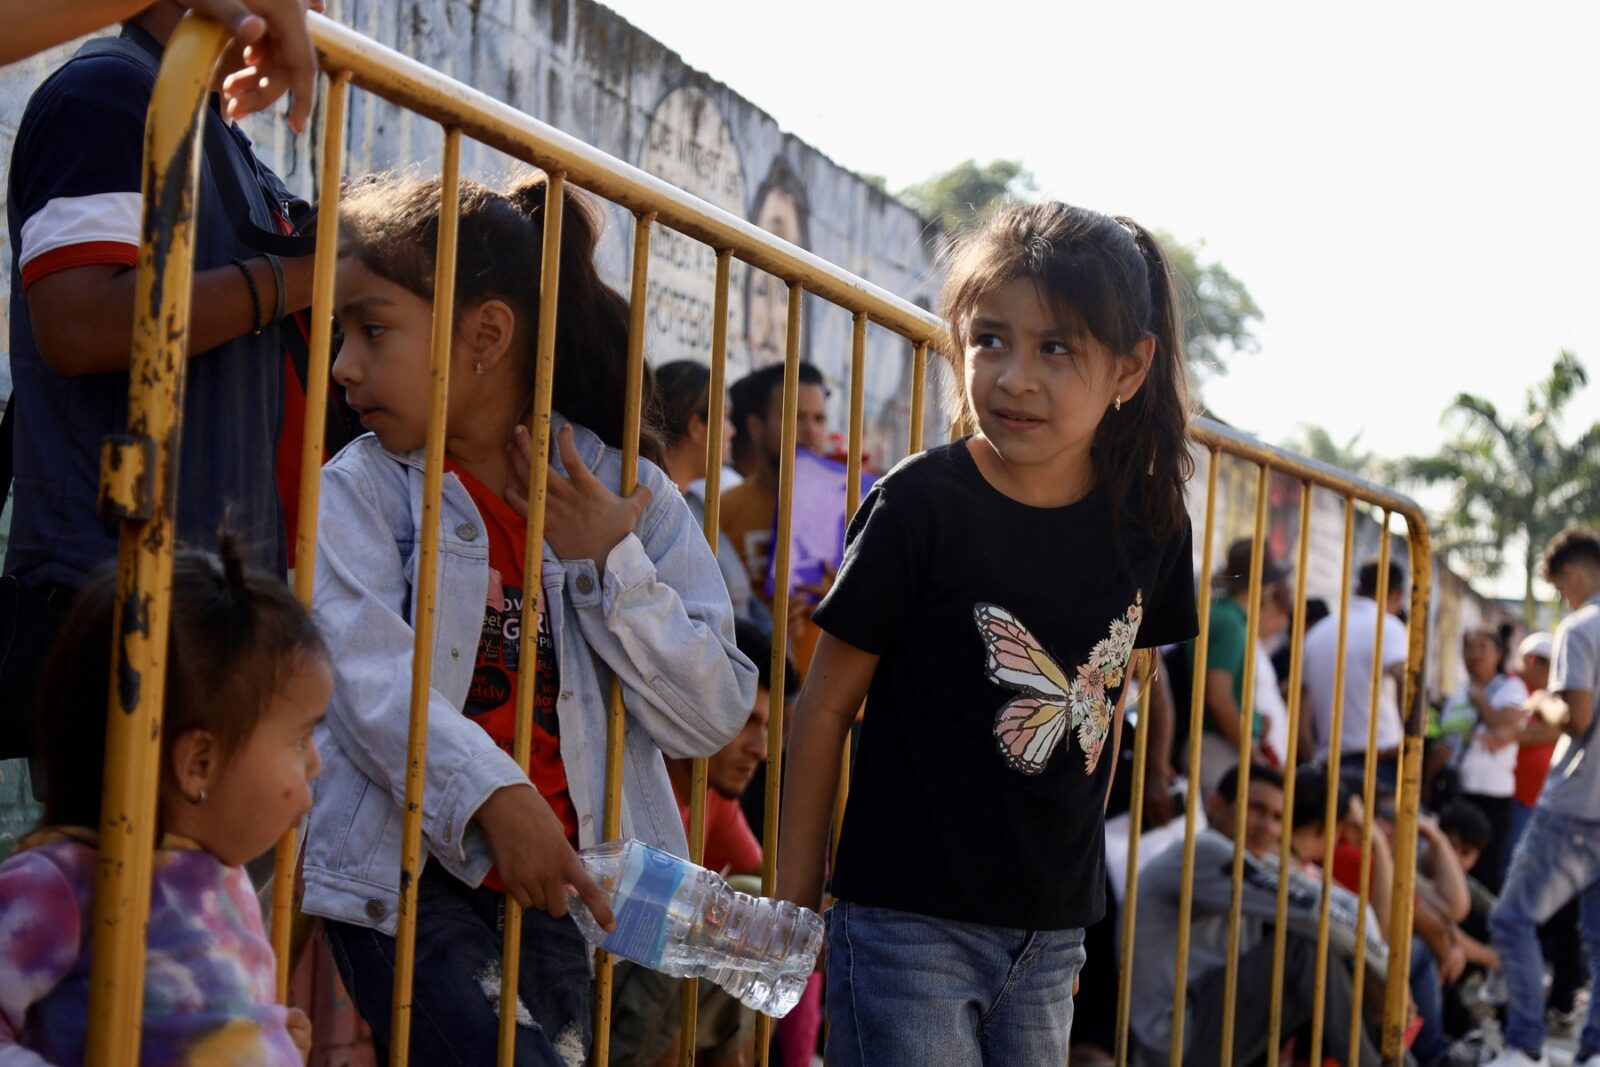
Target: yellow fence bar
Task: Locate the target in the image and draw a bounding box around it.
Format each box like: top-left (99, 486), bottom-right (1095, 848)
top-left (387, 126), bottom-right (462, 1066)
top-left (1219, 463), bottom-right (1269, 1067)
top-left (1310, 495), bottom-right (1359, 1067)
top-left (1385, 512), bottom-right (1434, 1059)
top-left (84, 17), bottom-right (229, 1067)
top-left (1348, 515), bottom-right (1394, 1064)
top-left (676, 245), bottom-right (732, 1067)
top-left (1265, 479), bottom-right (1314, 1054)
top-left (908, 340), bottom-right (928, 453)
top-left (1114, 654), bottom-right (1157, 1067)
top-left (271, 68), bottom-right (350, 1002)
top-left (1169, 449), bottom-right (1220, 1066)
top-left (496, 170), bottom-right (567, 1067)
top-left (754, 282), bottom-right (805, 1067)
top-left (592, 209), bottom-right (655, 1064)
top-left (832, 312), bottom-right (869, 861)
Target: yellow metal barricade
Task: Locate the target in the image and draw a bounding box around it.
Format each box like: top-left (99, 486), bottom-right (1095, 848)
top-left (94, 11), bottom-right (1433, 1067)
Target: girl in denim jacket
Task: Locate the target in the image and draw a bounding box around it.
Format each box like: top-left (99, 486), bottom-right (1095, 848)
top-left (300, 173), bottom-right (757, 1067)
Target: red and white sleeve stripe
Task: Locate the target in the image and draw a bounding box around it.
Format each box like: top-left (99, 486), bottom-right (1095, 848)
top-left (18, 191), bottom-right (141, 289)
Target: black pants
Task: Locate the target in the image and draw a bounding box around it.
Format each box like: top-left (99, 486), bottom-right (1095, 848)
top-left (1184, 936), bottom-right (1383, 1067)
top-left (1461, 792), bottom-right (1514, 894)
top-left (324, 863), bottom-right (592, 1067)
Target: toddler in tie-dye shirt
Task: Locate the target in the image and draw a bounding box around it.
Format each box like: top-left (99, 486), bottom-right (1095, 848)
top-left (0, 539), bottom-right (329, 1065)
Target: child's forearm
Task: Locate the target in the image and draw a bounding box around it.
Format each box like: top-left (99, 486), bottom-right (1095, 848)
top-left (776, 634), bottom-right (877, 913)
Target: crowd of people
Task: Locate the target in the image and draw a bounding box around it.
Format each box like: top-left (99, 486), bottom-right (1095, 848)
top-left (1064, 531), bottom-right (1599, 1067)
top-left (0, 5), bottom-right (1597, 1067)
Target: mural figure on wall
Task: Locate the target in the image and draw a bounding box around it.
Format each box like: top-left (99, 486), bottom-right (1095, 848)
top-left (745, 156), bottom-right (810, 369)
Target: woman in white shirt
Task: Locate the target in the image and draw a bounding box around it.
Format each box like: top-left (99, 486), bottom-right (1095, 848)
top-left (1437, 624), bottom-right (1528, 892)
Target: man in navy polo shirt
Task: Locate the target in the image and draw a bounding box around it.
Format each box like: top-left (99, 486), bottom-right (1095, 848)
top-left (6, 1), bottom-right (316, 590)
top-left (3, 1), bottom-right (319, 755)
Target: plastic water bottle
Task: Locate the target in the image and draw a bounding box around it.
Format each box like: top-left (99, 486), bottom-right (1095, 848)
top-left (566, 839), bottom-right (823, 1018)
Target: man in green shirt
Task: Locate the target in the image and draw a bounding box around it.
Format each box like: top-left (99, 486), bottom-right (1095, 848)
top-left (1189, 538), bottom-right (1288, 798)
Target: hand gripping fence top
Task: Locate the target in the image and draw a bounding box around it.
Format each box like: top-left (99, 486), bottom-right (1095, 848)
top-left (91, 11), bottom-right (1432, 1066)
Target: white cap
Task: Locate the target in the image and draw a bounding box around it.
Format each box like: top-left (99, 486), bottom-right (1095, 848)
top-left (1519, 631), bottom-right (1554, 662)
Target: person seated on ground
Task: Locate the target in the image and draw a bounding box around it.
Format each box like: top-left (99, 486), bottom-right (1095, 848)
top-left (609, 619), bottom-right (792, 1067)
top-left (1437, 801), bottom-right (1503, 1043)
top-left (1438, 801), bottom-right (1498, 955)
top-left (1130, 763), bottom-right (1389, 1067)
top-left (1294, 768), bottom-right (1479, 1066)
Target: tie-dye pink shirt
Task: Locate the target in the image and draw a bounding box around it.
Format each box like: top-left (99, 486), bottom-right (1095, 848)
top-left (0, 832), bottom-right (300, 1066)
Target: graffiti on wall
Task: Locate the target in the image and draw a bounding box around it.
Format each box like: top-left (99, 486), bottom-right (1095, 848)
top-left (636, 86), bottom-right (751, 371)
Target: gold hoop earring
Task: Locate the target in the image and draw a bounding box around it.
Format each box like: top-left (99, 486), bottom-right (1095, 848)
top-left (1113, 394), bottom-right (1122, 412)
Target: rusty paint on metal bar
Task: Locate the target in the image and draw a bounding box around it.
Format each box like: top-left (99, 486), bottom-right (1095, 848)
top-left (85, 15), bottom-right (228, 1065)
top-left (1384, 519), bottom-right (1433, 1060)
top-left (271, 68), bottom-right (350, 1003)
top-left (495, 170), bottom-right (567, 1067)
top-left (593, 210), bottom-right (655, 1064)
top-left (1219, 463), bottom-right (1270, 1067)
top-left (1265, 480), bottom-right (1314, 1053)
top-left (388, 126), bottom-right (462, 1066)
top-left (755, 283), bottom-right (804, 1067)
top-left (1170, 449), bottom-right (1220, 1066)
top-left (1114, 653), bottom-right (1157, 1067)
top-left (1309, 495), bottom-right (1358, 1067)
top-left (1347, 513), bottom-right (1394, 1065)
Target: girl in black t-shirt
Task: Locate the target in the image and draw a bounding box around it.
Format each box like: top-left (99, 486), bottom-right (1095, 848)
top-left (777, 202), bottom-right (1200, 1067)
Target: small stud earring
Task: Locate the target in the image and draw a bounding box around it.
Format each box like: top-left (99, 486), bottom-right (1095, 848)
top-left (187, 788), bottom-right (206, 805)
top-left (1113, 394), bottom-right (1122, 412)
top-left (474, 361), bottom-right (485, 376)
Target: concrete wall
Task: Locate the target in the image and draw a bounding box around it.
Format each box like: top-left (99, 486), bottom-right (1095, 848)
top-left (0, 0), bottom-right (943, 469)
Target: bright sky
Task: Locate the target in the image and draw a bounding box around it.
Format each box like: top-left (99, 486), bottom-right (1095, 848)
top-left (603, 0), bottom-right (1600, 465)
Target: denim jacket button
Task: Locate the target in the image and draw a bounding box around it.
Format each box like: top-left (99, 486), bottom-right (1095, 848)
top-left (450, 647), bottom-right (460, 659)
top-left (457, 523), bottom-right (478, 541)
top-left (364, 898), bottom-right (387, 921)
top-left (576, 574), bottom-right (595, 595)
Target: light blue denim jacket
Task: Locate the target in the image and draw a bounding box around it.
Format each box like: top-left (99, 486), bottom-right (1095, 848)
top-left (301, 415), bottom-right (757, 936)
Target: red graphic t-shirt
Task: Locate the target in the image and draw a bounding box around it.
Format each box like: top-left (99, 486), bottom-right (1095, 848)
top-left (446, 462), bottom-right (579, 885)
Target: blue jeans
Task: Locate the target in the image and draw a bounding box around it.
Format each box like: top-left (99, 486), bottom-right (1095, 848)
top-left (324, 863), bottom-right (593, 1066)
top-left (1410, 937), bottom-right (1449, 1065)
top-left (823, 900), bottom-right (1087, 1067)
top-left (1488, 807), bottom-right (1600, 1055)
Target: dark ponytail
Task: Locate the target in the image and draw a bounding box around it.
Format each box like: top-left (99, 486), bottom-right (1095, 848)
top-left (340, 172), bottom-right (665, 466)
top-left (938, 202), bottom-right (1195, 541)
top-left (37, 535), bottom-right (327, 829)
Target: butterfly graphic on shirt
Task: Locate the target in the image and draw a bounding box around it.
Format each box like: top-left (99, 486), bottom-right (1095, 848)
top-left (974, 593), bottom-right (1144, 776)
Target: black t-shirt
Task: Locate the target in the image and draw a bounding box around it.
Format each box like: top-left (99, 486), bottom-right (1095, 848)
top-left (812, 440), bottom-right (1198, 929)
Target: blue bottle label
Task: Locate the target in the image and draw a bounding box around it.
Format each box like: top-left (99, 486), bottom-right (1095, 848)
top-left (603, 843), bottom-right (688, 969)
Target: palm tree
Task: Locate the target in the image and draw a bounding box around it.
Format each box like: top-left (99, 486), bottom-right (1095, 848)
top-left (1404, 351), bottom-right (1600, 619)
